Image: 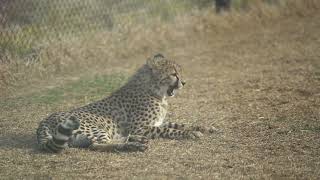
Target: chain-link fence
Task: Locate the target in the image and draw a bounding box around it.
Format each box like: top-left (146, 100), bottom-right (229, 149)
top-left (0, 0), bottom-right (284, 60)
top-left (0, 0), bottom-right (216, 58)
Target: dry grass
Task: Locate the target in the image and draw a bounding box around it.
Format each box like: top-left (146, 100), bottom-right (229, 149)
top-left (1, 0), bottom-right (319, 96)
top-left (0, 0), bottom-right (320, 179)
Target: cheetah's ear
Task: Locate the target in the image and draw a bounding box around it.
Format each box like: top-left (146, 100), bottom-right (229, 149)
top-left (147, 53), bottom-right (165, 68)
top-left (153, 53), bottom-right (165, 59)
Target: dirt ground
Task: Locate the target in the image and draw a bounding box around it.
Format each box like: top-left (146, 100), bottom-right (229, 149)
top-left (1, 9), bottom-right (320, 179)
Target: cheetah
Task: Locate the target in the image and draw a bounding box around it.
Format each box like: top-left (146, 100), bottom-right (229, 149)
top-left (36, 54), bottom-right (214, 153)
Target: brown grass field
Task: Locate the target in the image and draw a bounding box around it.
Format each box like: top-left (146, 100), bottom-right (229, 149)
top-left (0, 1), bottom-right (320, 179)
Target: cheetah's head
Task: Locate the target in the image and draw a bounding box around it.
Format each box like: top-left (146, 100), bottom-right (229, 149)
top-left (147, 53), bottom-right (186, 98)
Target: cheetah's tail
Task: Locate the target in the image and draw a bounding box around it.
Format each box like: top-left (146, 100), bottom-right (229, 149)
top-left (36, 116), bottom-right (80, 153)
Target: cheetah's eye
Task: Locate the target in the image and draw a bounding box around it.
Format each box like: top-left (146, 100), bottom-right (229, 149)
top-left (171, 73), bottom-right (177, 77)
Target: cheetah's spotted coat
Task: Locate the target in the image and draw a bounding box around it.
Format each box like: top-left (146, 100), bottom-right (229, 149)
top-left (36, 54), bottom-right (213, 153)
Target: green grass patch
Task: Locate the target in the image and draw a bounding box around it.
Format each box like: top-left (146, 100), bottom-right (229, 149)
top-left (0, 73), bottom-right (127, 108)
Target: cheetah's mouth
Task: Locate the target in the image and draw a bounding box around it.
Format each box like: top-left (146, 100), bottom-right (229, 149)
top-left (167, 81), bottom-right (179, 97)
top-left (167, 86), bottom-right (175, 97)
top-left (167, 79), bottom-right (180, 97)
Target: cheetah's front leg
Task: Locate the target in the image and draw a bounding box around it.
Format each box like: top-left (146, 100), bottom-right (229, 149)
top-left (161, 122), bottom-right (218, 134)
top-left (89, 142), bottom-right (147, 152)
top-left (132, 126), bottom-right (203, 140)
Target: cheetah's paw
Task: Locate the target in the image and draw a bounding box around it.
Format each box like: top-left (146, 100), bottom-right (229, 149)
top-left (127, 135), bottom-right (149, 144)
top-left (188, 131), bottom-right (203, 139)
top-left (124, 142), bottom-right (148, 152)
top-left (191, 125), bottom-right (219, 134)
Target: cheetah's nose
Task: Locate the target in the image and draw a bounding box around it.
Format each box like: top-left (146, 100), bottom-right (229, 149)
top-left (181, 81), bottom-right (186, 86)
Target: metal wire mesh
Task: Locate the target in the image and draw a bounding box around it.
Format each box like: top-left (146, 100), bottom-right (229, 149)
top-left (0, 0), bottom-right (214, 58)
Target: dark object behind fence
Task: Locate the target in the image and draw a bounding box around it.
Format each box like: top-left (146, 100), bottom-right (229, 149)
top-left (215, 0), bottom-right (231, 13)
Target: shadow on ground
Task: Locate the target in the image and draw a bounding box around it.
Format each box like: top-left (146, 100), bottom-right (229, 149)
top-left (0, 133), bottom-right (37, 151)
